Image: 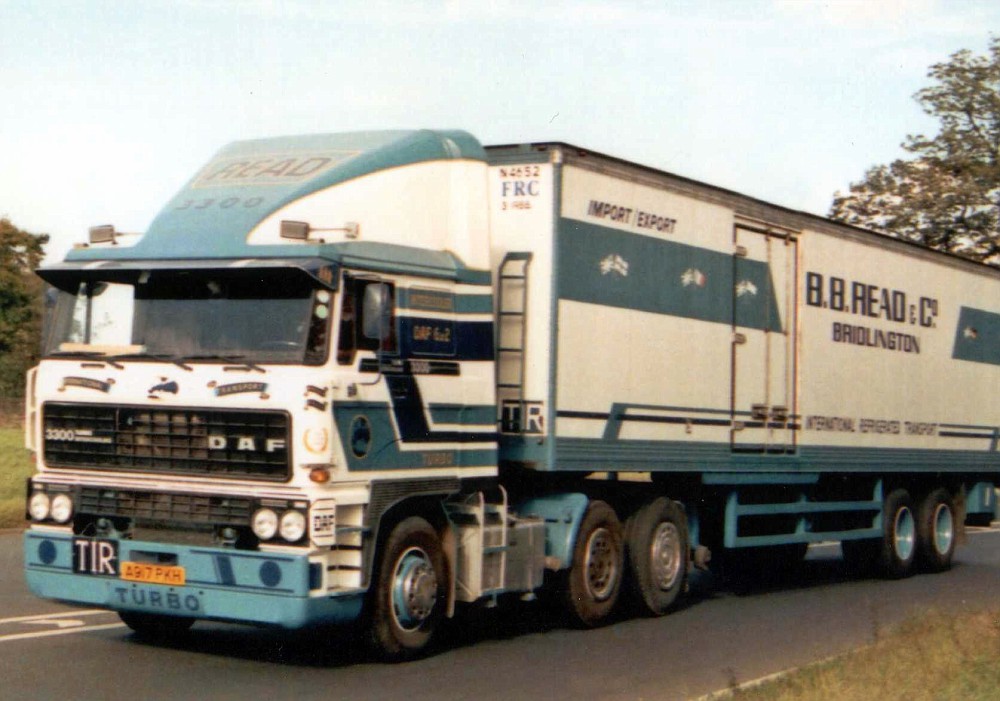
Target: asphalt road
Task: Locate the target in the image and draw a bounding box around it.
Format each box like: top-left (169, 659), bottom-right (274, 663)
top-left (4, 528), bottom-right (1000, 701)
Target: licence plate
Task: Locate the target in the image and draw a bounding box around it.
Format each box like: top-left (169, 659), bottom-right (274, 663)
top-left (121, 562), bottom-right (186, 586)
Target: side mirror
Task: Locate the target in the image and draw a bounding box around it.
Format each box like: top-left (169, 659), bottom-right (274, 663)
top-left (362, 284), bottom-right (391, 340)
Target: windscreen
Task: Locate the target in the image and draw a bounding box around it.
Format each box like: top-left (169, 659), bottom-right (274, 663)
top-left (43, 269), bottom-right (332, 365)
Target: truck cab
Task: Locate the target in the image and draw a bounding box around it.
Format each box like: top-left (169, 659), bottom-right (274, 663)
top-left (24, 130), bottom-right (547, 659)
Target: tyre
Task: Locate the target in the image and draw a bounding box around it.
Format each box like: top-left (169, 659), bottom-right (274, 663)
top-left (916, 487), bottom-right (957, 573)
top-left (367, 516), bottom-right (447, 661)
top-left (564, 500), bottom-right (624, 627)
top-left (118, 612), bottom-right (194, 639)
top-left (878, 488), bottom-right (917, 579)
top-left (625, 497), bottom-right (688, 616)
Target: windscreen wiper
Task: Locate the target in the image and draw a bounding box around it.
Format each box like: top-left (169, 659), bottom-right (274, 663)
top-left (107, 353), bottom-right (194, 371)
top-left (47, 350), bottom-right (125, 369)
top-left (183, 354), bottom-right (266, 373)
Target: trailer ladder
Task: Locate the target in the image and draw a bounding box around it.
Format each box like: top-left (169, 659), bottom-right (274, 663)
top-left (496, 252), bottom-right (533, 434)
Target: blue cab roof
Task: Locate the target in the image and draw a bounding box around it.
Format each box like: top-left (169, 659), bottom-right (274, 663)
top-left (64, 129), bottom-right (485, 264)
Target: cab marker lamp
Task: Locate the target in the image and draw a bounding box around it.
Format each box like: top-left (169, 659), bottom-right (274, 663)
top-left (28, 492), bottom-right (50, 521)
top-left (252, 508), bottom-right (279, 540)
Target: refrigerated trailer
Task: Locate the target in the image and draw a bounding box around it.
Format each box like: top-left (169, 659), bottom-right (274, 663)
top-left (23, 130), bottom-right (1000, 659)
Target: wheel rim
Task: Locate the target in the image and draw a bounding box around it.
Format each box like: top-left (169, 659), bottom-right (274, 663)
top-left (893, 506), bottom-right (915, 562)
top-left (649, 521), bottom-right (682, 591)
top-left (932, 502), bottom-right (954, 556)
top-left (390, 546), bottom-right (438, 631)
top-left (583, 527), bottom-right (618, 601)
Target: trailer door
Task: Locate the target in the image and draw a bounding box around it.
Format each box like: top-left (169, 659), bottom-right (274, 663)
top-left (730, 224), bottom-right (797, 453)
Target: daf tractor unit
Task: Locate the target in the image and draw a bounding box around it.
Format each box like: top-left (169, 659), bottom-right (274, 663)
top-left (23, 129), bottom-right (1000, 659)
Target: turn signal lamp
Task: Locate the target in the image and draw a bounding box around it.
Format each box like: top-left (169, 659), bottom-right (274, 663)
top-left (309, 467), bottom-right (331, 484)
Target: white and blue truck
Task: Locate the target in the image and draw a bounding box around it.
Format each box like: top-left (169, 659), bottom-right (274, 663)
top-left (23, 130), bottom-right (1000, 659)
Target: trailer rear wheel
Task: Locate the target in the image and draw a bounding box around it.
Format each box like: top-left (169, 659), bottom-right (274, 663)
top-left (564, 500), bottom-right (624, 627)
top-left (916, 488), bottom-right (957, 573)
top-left (367, 516), bottom-right (446, 661)
top-left (878, 488), bottom-right (917, 579)
top-left (625, 498), bottom-right (688, 616)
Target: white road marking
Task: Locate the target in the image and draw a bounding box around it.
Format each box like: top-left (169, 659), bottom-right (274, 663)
top-left (0, 622), bottom-right (126, 644)
top-left (22, 618), bottom-right (85, 629)
top-left (0, 609), bottom-right (111, 626)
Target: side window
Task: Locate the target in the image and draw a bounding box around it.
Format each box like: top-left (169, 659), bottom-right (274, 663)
top-left (67, 281), bottom-right (135, 346)
top-left (304, 289), bottom-right (333, 365)
top-left (337, 276), bottom-right (397, 365)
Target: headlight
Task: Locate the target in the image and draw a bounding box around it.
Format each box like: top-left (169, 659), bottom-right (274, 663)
top-left (279, 510), bottom-right (307, 542)
top-left (50, 494), bottom-right (74, 523)
top-left (28, 492), bottom-right (50, 521)
top-left (252, 508), bottom-right (278, 540)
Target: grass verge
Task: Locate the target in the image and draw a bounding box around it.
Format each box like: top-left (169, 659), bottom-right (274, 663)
top-left (725, 608), bottom-right (1000, 701)
top-left (0, 426), bottom-right (30, 529)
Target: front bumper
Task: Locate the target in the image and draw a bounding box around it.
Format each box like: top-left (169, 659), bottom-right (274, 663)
top-left (24, 530), bottom-right (363, 629)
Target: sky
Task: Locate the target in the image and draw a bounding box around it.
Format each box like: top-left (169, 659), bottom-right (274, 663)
top-left (2, 0), bottom-right (999, 263)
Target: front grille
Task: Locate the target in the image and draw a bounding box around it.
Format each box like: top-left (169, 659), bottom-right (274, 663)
top-left (78, 487), bottom-right (253, 526)
top-left (43, 403), bottom-right (291, 481)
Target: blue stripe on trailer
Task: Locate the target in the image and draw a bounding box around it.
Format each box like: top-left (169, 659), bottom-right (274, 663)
top-left (538, 437), bottom-right (1000, 473)
top-left (953, 306), bottom-right (1000, 367)
top-left (556, 218), bottom-right (783, 332)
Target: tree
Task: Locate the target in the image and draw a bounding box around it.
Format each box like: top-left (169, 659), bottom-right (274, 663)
top-left (830, 37), bottom-right (1000, 266)
top-left (0, 217), bottom-right (48, 396)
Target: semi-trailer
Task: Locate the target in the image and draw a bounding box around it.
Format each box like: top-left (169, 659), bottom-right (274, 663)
top-left (23, 129), bottom-right (1000, 659)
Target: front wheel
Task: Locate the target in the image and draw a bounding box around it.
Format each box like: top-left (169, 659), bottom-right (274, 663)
top-left (563, 500), bottom-right (624, 627)
top-left (367, 516), bottom-right (447, 661)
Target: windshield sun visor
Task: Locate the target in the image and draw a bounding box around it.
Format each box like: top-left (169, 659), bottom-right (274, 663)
top-left (36, 257), bottom-right (339, 292)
